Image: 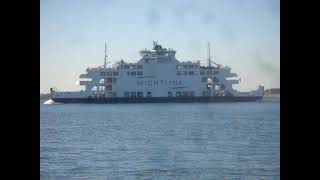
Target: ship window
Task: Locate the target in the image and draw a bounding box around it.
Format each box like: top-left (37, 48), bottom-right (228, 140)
top-left (137, 92), bottom-right (143, 97)
top-left (200, 71), bottom-right (205, 75)
top-left (202, 77), bottom-right (207, 82)
top-left (176, 91), bottom-right (182, 97)
top-left (189, 71), bottom-right (194, 75)
top-left (120, 65), bottom-right (124, 69)
top-left (183, 71), bottom-right (188, 75)
top-left (195, 65), bottom-right (198, 69)
top-left (124, 91), bottom-right (130, 97)
top-left (213, 77), bottom-right (219, 82)
top-left (137, 71), bottom-right (143, 76)
top-left (124, 65), bottom-right (130, 69)
top-left (100, 72), bottom-right (105, 76)
top-left (189, 91), bottom-right (195, 96)
top-left (207, 71), bottom-right (212, 75)
top-left (194, 71), bottom-right (198, 75)
top-left (127, 71), bottom-right (130, 76)
top-left (176, 65), bottom-right (183, 69)
top-left (106, 84), bottom-right (112, 90)
top-left (183, 65), bottom-right (188, 69)
top-left (177, 71), bottom-right (182, 75)
top-left (113, 72), bottom-right (118, 76)
top-left (213, 71), bottom-right (219, 74)
top-left (137, 65), bottom-right (143, 69)
top-left (189, 65), bottom-right (194, 68)
top-left (168, 91), bottom-right (172, 97)
top-left (147, 92), bottom-right (152, 97)
top-left (106, 78), bottom-right (112, 83)
top-left (131, 92), bottom-right (136, 97)
top-left (130, 65), bottom-right (136, 69)
top-left (131, 71), bottom-right (136, 76)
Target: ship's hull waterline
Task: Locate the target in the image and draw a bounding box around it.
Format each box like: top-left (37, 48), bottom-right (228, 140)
top-left (52, 96), bottom-right (263, 104)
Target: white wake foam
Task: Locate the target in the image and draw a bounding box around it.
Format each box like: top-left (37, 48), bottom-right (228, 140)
top-left (43, 99), bottom-right (55, 104)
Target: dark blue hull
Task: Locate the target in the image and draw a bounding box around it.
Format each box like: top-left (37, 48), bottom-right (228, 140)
top-left (52, 96), bottom-right (263, 104)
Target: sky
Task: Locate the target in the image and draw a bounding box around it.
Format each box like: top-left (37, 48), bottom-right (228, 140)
top-left (40, 0), bottom-right (280, 94)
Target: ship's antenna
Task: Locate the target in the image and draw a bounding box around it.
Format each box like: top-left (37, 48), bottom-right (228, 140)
top-left (104, 42), bottom-right (108, 68)
top-left (207, 42), bottom-right (211, 67)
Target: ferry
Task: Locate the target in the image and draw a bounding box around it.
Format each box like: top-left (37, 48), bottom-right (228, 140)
top-left (50, 42), bottom-right (264, 103)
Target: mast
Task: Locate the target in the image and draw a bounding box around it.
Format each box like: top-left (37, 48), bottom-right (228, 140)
top-left (104, 42), bottom-right (108, 68)
top-left (207, 42), bottom-right (211, 67)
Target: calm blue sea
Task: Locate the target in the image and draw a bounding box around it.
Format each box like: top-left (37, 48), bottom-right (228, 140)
top-left (40, 101), bottom-right (280, 180)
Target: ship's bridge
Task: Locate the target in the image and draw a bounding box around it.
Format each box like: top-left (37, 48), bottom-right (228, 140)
top-left (138, 42), bottom-right (178, 64)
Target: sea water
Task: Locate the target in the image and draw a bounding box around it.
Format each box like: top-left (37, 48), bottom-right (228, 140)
top-left (40, 101), bottom-right (280, 180)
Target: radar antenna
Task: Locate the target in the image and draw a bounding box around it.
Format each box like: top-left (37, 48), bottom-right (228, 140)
top-left (207, 42), bottom-right (211, 67)
top-left (104, 42), bottom-right (108, 68)
top-left (207, 41), bottom-right (221, 68)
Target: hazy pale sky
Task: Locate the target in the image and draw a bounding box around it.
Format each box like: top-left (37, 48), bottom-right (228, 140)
top-left (40, 0), bottom-right (280, 93)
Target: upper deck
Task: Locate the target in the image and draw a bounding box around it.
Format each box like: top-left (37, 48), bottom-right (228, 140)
top-left (137, 42), bottom-right (179, 64)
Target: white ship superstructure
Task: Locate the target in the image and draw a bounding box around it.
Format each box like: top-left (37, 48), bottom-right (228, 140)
top-left (51, 42), bottom-right (264, 103)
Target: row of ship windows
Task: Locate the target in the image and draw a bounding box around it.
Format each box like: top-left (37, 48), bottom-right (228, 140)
top-left (101, 70), bottom-right (218, 76)
top-left (104, 77), bottom-right (218, 83)
top-left (176, 71), bottom-right (219, 75)
top-left (101, 71), bottom-right (217, 77)
top-left (123, 91), bottom-right (214, 97)
top-left (127, 71), bottom-right (143, 76)
top-left (95, 91), bottom-right (214, 97)
top-left (100, 72), bottom-right (118, 76)
top-left (103, 77), bottom-right (217, 84)
top-left (123, 91), bottom-right (195, 97)
top-left (117, 65), bottom-right (217, 70)
top-left (100, 71), bottom-right (143, 76)
top-left (176, 65), bottom-right (198, 69)
top-left (117, 65), bottom-right (143, 69)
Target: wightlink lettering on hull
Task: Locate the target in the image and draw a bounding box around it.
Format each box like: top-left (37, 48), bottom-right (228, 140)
top-left (136, 80), bottom-right (183, 86)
